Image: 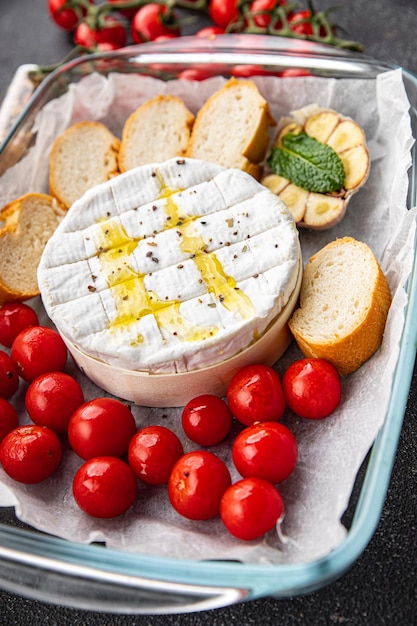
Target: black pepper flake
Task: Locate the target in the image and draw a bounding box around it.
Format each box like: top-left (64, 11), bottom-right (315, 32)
top-left (200, 221), bottom-right (207, 225)
top-left (225, 242), bottom-right (230, 246)
top-left (234, 286), bottom-right (240, 290)
top-left (176, 221), bottom-right (183, 226)
top-left (91, 275), bottom-right (97, 281)
top-left (152, 256), bottom-right (159, 263)
top-left (152, 205), bottom-right (157, 211)
top-left (253, 273), bottom-right (259, 278)
top-left (146, 251), bottom-right (152, 257)
top-left (151, 171), bottom-right (156, 177)
top-left (233, 230), bottom-right (238, 236)
top-left (105, 229), bottom-right (109, 235)
top-left (176, 230), bottom-right (182, 237)
top-left (177, 264), bottom-right (184, 269)
top-left (190, 253), bottom-right (196, 259)
top-left (88, 285), bottom-right (96, 292)
top-left (176, 159), bottom-right (185, 165)
top-left (118, 249), bottom-right (123, 253)
top-left (106, 211), bottom-right (111, 217)
top-left (123, 295), bottom-right (129, 301)
top-left (173, 331), bottom-right (178, 336)
top-left (219, 294), bottom-right (225, 302)
top-left (233, 254), bottom-right (238, 259)
top-left (166, 215), bottom-right (172, 221)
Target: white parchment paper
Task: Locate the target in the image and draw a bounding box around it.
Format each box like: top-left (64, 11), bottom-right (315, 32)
top-left (0, 68), bottom-right (416, 565)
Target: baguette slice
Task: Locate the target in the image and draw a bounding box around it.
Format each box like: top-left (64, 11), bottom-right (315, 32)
top-left (288, 237), bottom-right (392, 375)
top-left (49, 121), bottom-right (120, 209)
top-left (118, 95), bottom-right (195, 172)
top-left (186, 78), bottom-right (275, 179)
top-left (0, 193), bottom-right (66, 303)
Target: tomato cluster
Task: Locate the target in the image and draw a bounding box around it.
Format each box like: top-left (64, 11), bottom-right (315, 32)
top-left (0, 300), bottom-right (342, 541)
top-left (44, 1), bottom-right (359, 81)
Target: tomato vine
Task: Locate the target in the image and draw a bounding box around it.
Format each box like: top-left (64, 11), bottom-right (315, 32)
top-left (37, 0), bottom-right (363, 84)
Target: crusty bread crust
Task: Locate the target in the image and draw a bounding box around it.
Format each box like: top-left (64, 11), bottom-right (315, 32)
top-left (186, 78), bottom-right (275, 178)
top-left (288, 237), bottom-right (392, 375)
top-left (49, 121), bottom-right (120, 209)
top-left (118, 95), bottom-right (195, 172)
top-left (0, 193), bottom-right (66, 303)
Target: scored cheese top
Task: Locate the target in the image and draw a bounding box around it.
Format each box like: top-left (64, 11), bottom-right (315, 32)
top-left (38, 158), bottom-right (300, 374)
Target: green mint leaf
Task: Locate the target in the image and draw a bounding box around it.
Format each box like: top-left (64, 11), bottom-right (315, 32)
top-left (267, 132), bottom-right (345, 193)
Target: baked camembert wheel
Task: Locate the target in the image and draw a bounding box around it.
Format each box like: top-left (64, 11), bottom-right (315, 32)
top-left (38, 158), bottom-right (301, 378)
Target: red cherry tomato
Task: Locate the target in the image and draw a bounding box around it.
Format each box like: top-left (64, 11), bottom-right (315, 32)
top-left (0, 351), bottom-right (19, 399)
top-left (68, 397), bottom-right (137, 460)
top-left (232, 421), bottom-right (298, 483)
top-left (282, 358), bottom-right (342, 420)
top-left (168, 450), bottom-right (231, 520)
top-left (128, 425), bottom-right (184, 485)
top-left (11, 326), bottom-right (67, 382)
top-left (279, 68), bottom-right (312, 77)
top-left (0, 398), bottom-right (19, 444)
top-left (131, 4), bottom-right (180, 44)
top-left (0, 425), bottom-right (62, 484)
top-left (209, 0), bottom-right (240, 29)
top-left (73, 456), bottom-right (137, 518)
top-left (47, 0), bottom-right (91, 32)
top-left (230, 64), bottom-right (281, 78)
top-left (0, 302), bottom-right (39, 348)
top-left (196, 26), bottom-right (226, 37)
top-left (248, 0), bottom-right (285, 29)
top-left (220, 477), bottom-right (284, 540)
top-left (288, 10), bottom-right (327, 36)
top-left (178, 68), bottom-right (213, 81)
top-left (181, 394), bottom-right (232, 446)
top-left (74, 16), bottom-right (127, 49)
top-left (25, 371), bottom-right (84, 434)
top-left (226, 364), bottom-right (286, 426)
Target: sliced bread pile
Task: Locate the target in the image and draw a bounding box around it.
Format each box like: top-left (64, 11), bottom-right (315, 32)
top-left (288, 237), bottom-right (392, 375)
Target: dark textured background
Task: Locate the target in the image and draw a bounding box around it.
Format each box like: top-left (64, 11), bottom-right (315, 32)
top-left (1, 1), bottom-right (417, 624)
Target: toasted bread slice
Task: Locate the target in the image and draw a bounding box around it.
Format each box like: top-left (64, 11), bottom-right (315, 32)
top-left (49, 121), bottom-right (120, 209)
top-left (118, 95), bottom-right (195, 172)
top-left (288, 237), bottom-right (392, 375)
top-left (186, 78), bottom-right (275, 178)
top-left (0, 193), bottom-right (66, 303)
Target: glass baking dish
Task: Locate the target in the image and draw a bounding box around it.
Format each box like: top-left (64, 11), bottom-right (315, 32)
top-left (0, 34), bottom-right (416, 614)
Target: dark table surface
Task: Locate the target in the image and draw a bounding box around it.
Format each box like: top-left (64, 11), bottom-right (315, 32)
top-left (1, 1), bottom-right (417, 624)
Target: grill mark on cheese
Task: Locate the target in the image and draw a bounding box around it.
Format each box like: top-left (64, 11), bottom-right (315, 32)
top-left (93, 170), bottom-right (254, 343)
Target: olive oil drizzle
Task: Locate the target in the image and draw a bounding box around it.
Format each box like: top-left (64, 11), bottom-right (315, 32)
top-left (94, 175), bottom-right (255, 342)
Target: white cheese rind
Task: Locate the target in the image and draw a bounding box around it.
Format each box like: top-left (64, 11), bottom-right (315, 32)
top-left (38, 158), bottom-right (300, 374)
